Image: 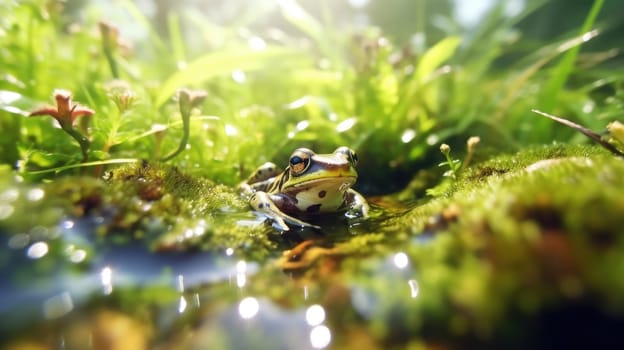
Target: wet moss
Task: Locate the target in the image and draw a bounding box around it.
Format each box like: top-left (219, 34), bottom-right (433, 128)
top-left (335, 144), bottom-right (624, 347)
top-left (3, 144), bottom-right (624, 349)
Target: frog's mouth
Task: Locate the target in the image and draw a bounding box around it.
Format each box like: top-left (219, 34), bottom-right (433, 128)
top-left (291, 175), bottom-right (356, 193)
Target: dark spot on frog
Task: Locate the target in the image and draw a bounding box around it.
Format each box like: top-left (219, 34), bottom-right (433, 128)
top-left (318, 190), bottom-right (327, 198)
top-left (306, 204), bottom-right (321, 213)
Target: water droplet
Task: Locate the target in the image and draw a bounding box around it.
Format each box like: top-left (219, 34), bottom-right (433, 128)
top-left (336, 118), bottom-right (356, 133)
top-left (401, 129), bottom-right (416, 143)
top-left (184, 229), bottom-right (193, 239)
top-left (248, 36), bottom-right (266, 51)
top-left (309, 325), bottom-right (331, 349)
top-left (286, 96), bottom-right (309, 109)
top-left (69, 249), bottom-right (87, 263)
top-left (178, 295), bottom-right (187, 314)
top-left (26, 241), bottom-right (48, 259)
top-left (193, 225), bottom-right (206, 236)
top-left (43, 292), bottom-right (74, 319)
top-left (426, 134), bottom-right (439, 145)
top-left (225, 124), bottom-right (238, 136)
top-left (61, 220), bottom-right (75, 230)
top-left (29, 226), bottom-right (49, 239)
top-left (238, 297), bottom-right (259, 319)
top-left (8, 233), bottom-right (29, 249)
top-left (306, 304), bottom-right (326, 326)
top-left (236, 273), bottom-right (247, 288)
top-left (0, 188), bottom-right (19, 202)
top-left (177, 274), bottom-right (185, 292)
top-left (101, 266), bottom-right (113, 295)
top-left (27, 188), bottom-right (45, 201)
top-left (408, 279), bottom-right (420, 298)
top-left (393, 252), bottom-right (409, 269)
top-left (232, 69), bottom-right (246, 84)
top-left (296, 120), bottom-right (309, 131)
top-left (236, 260), bottom-right (247, 273)
top-left (0, 204), bottom-right (14, 220)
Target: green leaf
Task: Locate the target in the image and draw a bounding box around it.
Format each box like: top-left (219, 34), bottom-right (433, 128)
top-left (538, 0), bottom-right (604, 111)
top-left (278, 0), bottom-right (323, 47)
top-left (415, 36), bottom-right (461, 84)
top-left (0, 90), bottom-right (35, 116)
top-left (155, 47), bottom-right (310, 108)
top-left (278, 0), bottom-right (339, 64)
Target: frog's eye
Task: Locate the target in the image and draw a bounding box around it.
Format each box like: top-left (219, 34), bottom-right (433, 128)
top-left (334, 146), bottom-right (358, 167)
top-left (289, 149), bottom-right (312, 176)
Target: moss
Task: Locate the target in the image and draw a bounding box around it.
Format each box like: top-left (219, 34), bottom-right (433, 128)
top-left (337, 144), bottom-right (624, 346)
top-left (3, 144), bottom-right (624, 348)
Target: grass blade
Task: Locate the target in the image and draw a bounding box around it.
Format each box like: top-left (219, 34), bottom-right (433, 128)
top-left (532, 109), bottom-right (624, 157)
top-left (537, 0), bottom-right (605, 111)
top-left (155, 47), bottom-right (309, 107)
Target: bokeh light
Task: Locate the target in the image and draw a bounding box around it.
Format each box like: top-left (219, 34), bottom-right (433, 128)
top-left (309, 325), bottom-right (332, 349)
top-left (238, 297), bottom-right (259, 319)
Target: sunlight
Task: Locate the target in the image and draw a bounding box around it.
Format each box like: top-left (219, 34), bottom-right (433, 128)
top-left (101, 266), bottom-right (113, 295)
top-left (393, 252), bottom-right (409, 269)
top-left (305, 304), bottom-right (326, 326)
top-left (310, 325), bottom-right (331, 349)
top-left (26, 241), bottom-right (48, 259)
top-left (238, 297), bottom-right (259, 319)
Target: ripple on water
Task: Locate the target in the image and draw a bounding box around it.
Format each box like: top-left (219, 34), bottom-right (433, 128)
top-left (183, 297), bottom-right (328, 349)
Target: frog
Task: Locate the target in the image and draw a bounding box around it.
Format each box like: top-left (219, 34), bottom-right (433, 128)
top-left (240, 146), bottom-right (369, 231)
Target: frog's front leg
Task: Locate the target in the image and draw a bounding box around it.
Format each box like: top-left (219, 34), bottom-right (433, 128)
top-left (245, 162), bottom-right (281, 188)
top-left (250, 191), bottom-right (321, 231)
top-left (345, 189), bottom-right (369, 218)
top-left (239, 162), bottom-right (281, 196)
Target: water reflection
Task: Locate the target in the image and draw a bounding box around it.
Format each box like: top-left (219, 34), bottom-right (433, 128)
top-left (66, 246), bottom-right (87, 263)
top-left (61, 219), bottom-right (74, 229)
top-left (7, 232), bottom-right (29, 249)
top-left (178, 296), bottom-right (187, 314)
top-left (177, 274), bottom-right (185, 292)
top-left (26, 188), bottom-right (45, 201)
top-left (309, 325), bottom-right (331, 349)
top-left (43, 291), bottom-right (73, 319)
top-left (101, 266), bottom-right (113, 295)
top-left (236, 260), bottom-right (247, 288)
top-left (408, 279), bottom-right (420, 298)
top-left (305, 304), bottom-right (331, 348)
top-left (0, 188), bottom-right (19, 202)
top-left (0, 203), bottom-right (14, 220)
top-left (26, 241), bottom-right (48, 259)
top-left (393, 252), bottom-right (409, 269)
top-left (305, 304), bottom-right (325, 326)
top-left (238, 297), bottom-right (259, 319)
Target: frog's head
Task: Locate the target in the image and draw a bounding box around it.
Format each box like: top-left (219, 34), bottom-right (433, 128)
top-left (280, 146), bottom-right (358, 192)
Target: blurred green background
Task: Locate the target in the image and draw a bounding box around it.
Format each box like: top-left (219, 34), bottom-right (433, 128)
top-left (1, 0), bottom-right (621, 193)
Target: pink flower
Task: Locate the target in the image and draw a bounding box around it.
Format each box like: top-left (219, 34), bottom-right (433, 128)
top-left (30, 89), bottom-right (94, 129)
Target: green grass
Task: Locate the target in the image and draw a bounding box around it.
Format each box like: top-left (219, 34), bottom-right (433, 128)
top-left (1, 0), bottom-right (620, 192)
